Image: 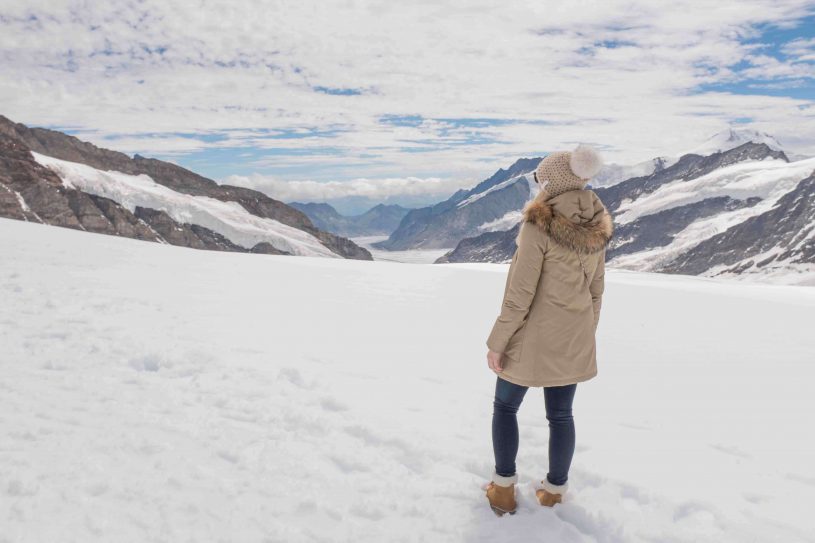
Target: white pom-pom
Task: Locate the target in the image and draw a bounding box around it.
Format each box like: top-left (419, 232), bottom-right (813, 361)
top-left (569, 144), bottom-right (603, 179)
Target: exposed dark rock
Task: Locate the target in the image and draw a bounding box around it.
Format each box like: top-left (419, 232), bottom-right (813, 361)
top-left (308, 228), bottom-right (372, 259)
top-left (132, 207), bottom-right (247, 252)
top-left (0, 135), bottom-right (84, 230)
top-left (436, 223), bottom-right (520, 263)
top-left (188, 224), bottom-right (251, 252)
top-left (65, 190), bottom-right (121, 234)
top-left (250, 242), bottom-right (289, 255)
top-left (608, 196), bottom-right (761, 259)
top-left (0, 180), bottom-right (37, 221)
top-left (87, 195), bottom-right (161, 241)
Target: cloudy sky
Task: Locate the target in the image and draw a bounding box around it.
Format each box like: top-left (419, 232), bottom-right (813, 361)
top-left (1, 1), bottom-right (814, 213)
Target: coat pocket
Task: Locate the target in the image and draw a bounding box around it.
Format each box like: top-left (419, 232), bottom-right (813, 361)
top-left (504, 316), bottom-right (529, 363)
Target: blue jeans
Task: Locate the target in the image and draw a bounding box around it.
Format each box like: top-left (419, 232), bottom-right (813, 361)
top-left (492, 375), bottom-right (577, 486)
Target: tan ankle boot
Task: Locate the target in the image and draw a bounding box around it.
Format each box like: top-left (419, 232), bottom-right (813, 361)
top-left (535, 477), bottom-right (568, 507)
top-left (485, 471), bottom-right (518, 516)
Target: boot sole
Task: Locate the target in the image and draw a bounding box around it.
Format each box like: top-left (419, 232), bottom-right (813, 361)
top-left (490, 505), bottom-right (517, 516)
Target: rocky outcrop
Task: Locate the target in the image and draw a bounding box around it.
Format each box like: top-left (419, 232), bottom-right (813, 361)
top-left (131, 207), bottom-right (236, 251)
top-left (0, 135), bottom-right (89, 230)
top-left (87, 195), bottom-right (161, 241)
top-left (0, 115), bottom-right (372, 260)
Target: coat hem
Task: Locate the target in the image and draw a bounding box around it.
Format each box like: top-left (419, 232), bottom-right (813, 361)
top-left (496, 365), bottom-right (597, 388)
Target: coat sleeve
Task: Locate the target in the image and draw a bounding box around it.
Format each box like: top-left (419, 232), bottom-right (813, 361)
top-left (589, 252), bottom-right (605, 331)
top-left (486, 221), bottom-right (545, 353)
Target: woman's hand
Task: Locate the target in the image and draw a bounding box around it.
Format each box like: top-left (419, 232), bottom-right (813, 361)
top-left (487, 350), bottom-right (504, 373)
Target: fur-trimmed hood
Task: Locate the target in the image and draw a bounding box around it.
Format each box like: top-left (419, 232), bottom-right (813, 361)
top-left (520, 189), bottom-right (613, 254)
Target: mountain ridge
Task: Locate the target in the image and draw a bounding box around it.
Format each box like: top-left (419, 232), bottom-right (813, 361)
top-left (288, 201), bottom-right (410, 237)
top-left (373, 157), bottom-right (542, 250)
top-left (435, 142), bottom-right (815, 283)
top-left (0, 115), bottom-right (372, 259)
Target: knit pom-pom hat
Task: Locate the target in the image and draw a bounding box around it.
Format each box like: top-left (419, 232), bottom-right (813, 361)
top-left (535, 144), bottom-right (603, 200)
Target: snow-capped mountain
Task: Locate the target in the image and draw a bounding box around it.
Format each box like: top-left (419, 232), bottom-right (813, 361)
top-left (590, 155), bottom-right (678, 188)
top-left (437, 142), bottom-right (815, 284)
top-left (686, 128), bottom-right (785, 156)
top-left (373, 157), bottom-right (541, 250)
top-left (379, 128), bottom-right (809, 255)
top-left (591, 128), bottom-right (807, 188)
top-left (606, 153), bottom-right (815, 281)
top-left (0, 115), bottom-right (371, 259)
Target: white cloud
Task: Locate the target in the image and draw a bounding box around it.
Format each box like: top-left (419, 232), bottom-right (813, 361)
top-left (1, 0), bottom-right (814, 198)
top-left (782, 37), bottom-right (815, 62)
top-left (225, 173), bottom-right (476, 204)
top-left (70, 133), bottom-right (215, 155)
top-left (740, 54), bottom-right (815, 80)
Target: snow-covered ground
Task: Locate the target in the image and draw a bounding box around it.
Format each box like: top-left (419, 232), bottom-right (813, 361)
top-left (2, 218), bottom-right (814, 542)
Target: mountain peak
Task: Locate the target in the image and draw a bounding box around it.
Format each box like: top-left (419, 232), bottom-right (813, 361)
top-left (687, 127), bottom-right (784, 157)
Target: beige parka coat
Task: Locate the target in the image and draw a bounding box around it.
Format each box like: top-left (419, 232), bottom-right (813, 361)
top-left (486, 188), bottom-right (614, 387)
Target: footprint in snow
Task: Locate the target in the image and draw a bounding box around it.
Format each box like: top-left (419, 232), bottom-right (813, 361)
top-left (277, 367), bottom-right (316, 389)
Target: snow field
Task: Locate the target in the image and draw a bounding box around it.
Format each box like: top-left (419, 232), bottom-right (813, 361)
top-left (1, 218), bottom-right (814, 542)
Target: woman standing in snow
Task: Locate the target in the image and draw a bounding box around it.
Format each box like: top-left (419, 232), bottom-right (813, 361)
top-left (483, 144), bottom-right (613, 516)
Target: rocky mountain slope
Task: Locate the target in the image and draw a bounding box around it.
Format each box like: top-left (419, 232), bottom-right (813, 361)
top-left (437, 141), bottom-right (815, 283)
top-left (0, 115), bottom-right (371, 259)
top-left (373, 157), bottom-right (541, 250)
top-left (288, 201), bottom-right (410, 237)
top-left (645, 168), bottom-right (815, 280)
